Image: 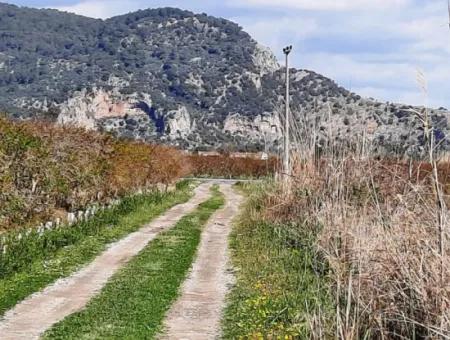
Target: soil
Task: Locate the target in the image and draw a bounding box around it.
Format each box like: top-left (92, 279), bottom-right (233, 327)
top-left (160, 183), bottom-right (243, 339)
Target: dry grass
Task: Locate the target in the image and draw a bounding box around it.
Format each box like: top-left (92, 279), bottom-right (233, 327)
top-left (264, 152), bottom-right (450, 338)
top-left (0, 118), bottom-right (189, 230)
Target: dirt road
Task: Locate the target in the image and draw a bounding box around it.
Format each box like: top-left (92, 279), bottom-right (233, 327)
top-left (161, 183), bottom-right (243, 339)
top-left (0, 183), bottom-right (213, 340)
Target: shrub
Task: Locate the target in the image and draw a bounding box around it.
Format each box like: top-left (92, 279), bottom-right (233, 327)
top-left (187, 153), bottom-right (278, 178)
top-left (0, 118), bottom-right (189, 231)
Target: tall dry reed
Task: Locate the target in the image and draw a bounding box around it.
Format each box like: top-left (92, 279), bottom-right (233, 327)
top-left (266, 92), bottom-right (450, 337)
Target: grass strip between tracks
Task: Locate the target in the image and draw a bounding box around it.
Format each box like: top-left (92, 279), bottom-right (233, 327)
top-left (44, 185), bottom-right (224, 339)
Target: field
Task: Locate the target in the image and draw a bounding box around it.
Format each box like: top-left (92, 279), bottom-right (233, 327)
top-left (223, 151), bottom-right (450, 338)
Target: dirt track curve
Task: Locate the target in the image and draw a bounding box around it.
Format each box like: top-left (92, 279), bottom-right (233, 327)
top-left (161, 183), bottom-right (243, 339)
top-left (0, 183), bottom-right (214, 340)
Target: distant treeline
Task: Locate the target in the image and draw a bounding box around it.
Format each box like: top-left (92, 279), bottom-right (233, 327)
top-left (187, 153), bottom-right (279, 178)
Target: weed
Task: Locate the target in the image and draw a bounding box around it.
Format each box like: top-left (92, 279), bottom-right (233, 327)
top-left (222, 183), bottom-right (334, 339)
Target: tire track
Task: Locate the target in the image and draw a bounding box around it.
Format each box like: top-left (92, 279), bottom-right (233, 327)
top-left (161, 183), bottom-right (243, 339)
top-left (0, 183), bottom-right (213, 340)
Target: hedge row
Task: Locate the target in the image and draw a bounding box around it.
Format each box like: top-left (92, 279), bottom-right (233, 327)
top-left (0, 118), bottom-right (189, 230)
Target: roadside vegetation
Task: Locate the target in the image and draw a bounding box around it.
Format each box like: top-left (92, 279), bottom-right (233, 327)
top-left (7, 111), bottom-right (449, 338)
top-left (43, 186), bottom-right (224, 339)
top-left (0, 118), bottom-right (278, 231)
top-left (224, 148), bottom-right (450, 338)
top-left (0, 181), bottom-right (193, 316)
top-left (187, 153), bottom-right (279, 179)
top-left (292, 154), bottom-right (450, 338)
top-left (0, 117), bottom-right (189, 231)
top-left (0, 117), bottom-right (278, 323)
top-left (222, 86), bottom-right (450, 337)
top-left (223, 182), bottom-right (334, 339)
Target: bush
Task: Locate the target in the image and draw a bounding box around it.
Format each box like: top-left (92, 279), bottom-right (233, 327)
top-left (187, 153), bottom-right (278, 178)
top-left (0, 118), bottom-right (189, 230)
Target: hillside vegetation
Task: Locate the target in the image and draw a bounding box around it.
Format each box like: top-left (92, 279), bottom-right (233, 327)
top-left (1, 3), bottom-right (448, 153)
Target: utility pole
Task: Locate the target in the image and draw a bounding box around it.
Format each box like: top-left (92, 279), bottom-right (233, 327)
top-left (448, 0), bottom-right (450, 30)
top-left (283, 45), bottom-right (292, 181)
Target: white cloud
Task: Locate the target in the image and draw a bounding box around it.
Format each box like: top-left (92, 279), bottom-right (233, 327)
top-left (232, 16), bottom-right (319, 55)
top-left (356, 86), bottom-right (427, 106)
top-left (301, 51), bottom-right (450, 107)
top-left (301, 52), bottom-right (415, 87)
top-left (230, 0), bottom-right (450, 107)
top-left (227, 0), bottom-right (410, 11)
top-left (54, 0), bottom-right (138, 19)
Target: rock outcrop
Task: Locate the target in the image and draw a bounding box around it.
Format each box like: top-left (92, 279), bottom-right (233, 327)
top-left (252, 43), bottom-right (280, 76)
top-left (166, 106), bottom-right (193, 139)
top-left (57, 89), bottom-right (137, 129)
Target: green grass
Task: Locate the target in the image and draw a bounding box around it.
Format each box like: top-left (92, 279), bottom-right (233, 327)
top-left (43, 186), bottom-right (224, 340)
top-left (0, 180), bottom-right (193, 316)
top-left (222, 183), bottom-right (334, 339)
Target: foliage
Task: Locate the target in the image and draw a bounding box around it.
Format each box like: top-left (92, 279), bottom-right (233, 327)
top-left (0, 118), bottom-right (189, 230)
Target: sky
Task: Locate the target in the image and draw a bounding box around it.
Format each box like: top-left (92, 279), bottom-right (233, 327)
top-left (4, 0), bottom-right (450, 108)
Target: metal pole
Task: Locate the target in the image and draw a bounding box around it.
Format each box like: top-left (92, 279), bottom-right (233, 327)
top-left (448, 0), bottom-right (450, 30)
top-left (283, 46), bottom-right (292, 180)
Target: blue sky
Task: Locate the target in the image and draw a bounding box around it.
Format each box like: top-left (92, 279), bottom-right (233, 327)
top-left (4, 0), bottom-right (450, 107)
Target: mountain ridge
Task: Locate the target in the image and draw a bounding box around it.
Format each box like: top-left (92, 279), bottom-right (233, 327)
top-left (0, 3), bottom-right (449, 154)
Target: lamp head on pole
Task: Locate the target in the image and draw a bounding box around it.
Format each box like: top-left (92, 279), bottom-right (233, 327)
top-left (283, 45), bottom-right (292, 55)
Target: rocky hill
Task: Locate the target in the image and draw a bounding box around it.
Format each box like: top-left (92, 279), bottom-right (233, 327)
top-left (0, 3), bottom-right (449, 154)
